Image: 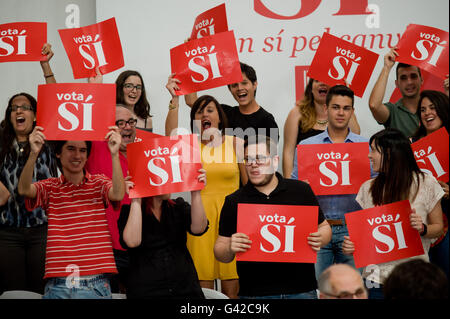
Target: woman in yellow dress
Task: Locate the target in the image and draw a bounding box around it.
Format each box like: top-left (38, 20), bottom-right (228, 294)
top-left (165, 74), bottom-right (247, 298)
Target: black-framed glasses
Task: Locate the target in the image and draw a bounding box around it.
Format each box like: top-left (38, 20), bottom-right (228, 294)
top-left (115, 119), bottom-right (138, 129)
top-left (10, 105), bottom-right (34, 112)
top-left (243, 155), bottom-right (271, 166)
top-left (123, 83), bottom-right (143, 91)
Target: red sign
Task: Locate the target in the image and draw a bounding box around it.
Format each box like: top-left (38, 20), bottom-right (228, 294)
top-left (295, 65), bottom-right (311, 102)
top-left (126, 134), bottom-right (203, 198)
top-left (190, 3), bottom-right (228, 40)
top-left (135, 128), bottom-right (164, 142)
top-left (170, 30), bottom-right (243, 95)
top-left (411, 127), bottom-right (449, 183)
top-left (397, 24), bottom-right (449, 79)
top-left (236, 203), bottom-right (318, 263)
top-left (297, 142), bottom-right (370, 195)
top-left (36, 83), bottom-right (116, 141)
top-left (58, 17), bottom-right (124, 79)
top-left (0, 22), bottom-right (46, 62)
top-left (345, 200), bottom-right (425, 268)
top-left (307, 32), bottom-right (379, 97)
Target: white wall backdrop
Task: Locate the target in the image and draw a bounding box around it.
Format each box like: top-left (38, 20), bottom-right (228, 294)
top-left (1, 0), bottom-right (449, 167)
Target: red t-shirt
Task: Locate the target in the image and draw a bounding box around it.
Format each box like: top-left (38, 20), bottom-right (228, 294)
top-left (25, 171), bottom-right (118, 279)
top-left (85, 141), bottom-right (130, 251)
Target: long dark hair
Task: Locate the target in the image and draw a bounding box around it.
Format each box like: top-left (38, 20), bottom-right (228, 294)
top-left (189, 95), bottom-right (228, 134)
top-left (369, 128), bottom-right (424, 205)
top-left (0, 93), bottom-right (37, 163)
top-left (412, 90), bottom-right (449, 141)
top-left (115, 70), bottom-right (151, 120)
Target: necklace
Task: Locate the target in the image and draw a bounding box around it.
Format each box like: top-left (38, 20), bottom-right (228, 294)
top-left (316, 119), bottom-right (328, 125)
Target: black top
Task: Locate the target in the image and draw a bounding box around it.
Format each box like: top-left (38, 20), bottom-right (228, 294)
top-left (219, 172), bottom-right (325, 297)
top-left (118, 197), bottom-right (207, 299)
top-left (220, 104), bottom-right (279, 140)
top-left (296, 127), bottom-right (324, 145)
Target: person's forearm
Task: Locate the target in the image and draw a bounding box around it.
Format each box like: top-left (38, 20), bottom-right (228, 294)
top-left (190, 191), bottom-right (207, 234)
top-left (40, 61), bottom-right (56, 84)
top-left (184, 92), bottom-right (198, 108)
top-left (110, 153), bottom-right (125, 201)
top-left (282, 149), bottom-right (294, 178)
top-left (214, 239), bottom-right (235, 263)
top-left (318, 222), bottom-right (332, 247)
top-left (423, 222), bottom-right (444, 239)
top-left (123, 199), bottom-right (142, 248)
top-left (165, 96), bottom-right (179, 136)
top-left (18, 152), bottom-right (39, 198)
top-left (0, 181), bottom-right (10, 205)
top-left (368, 67), bottom-right (390, 119)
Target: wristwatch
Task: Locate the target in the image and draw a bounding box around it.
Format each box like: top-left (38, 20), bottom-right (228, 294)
top-left (420, 223), bottom-right (428, 236)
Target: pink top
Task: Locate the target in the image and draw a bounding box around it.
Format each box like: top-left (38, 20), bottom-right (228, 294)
top-left (86, 141), bottom-right (130, 251)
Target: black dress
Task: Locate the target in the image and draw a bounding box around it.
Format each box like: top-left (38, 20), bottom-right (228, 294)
top-left (118, 197), bottom-right (208, 299)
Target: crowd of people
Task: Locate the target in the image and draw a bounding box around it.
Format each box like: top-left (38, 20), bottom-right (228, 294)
top-left (0, 39), bottom-right (448, 300)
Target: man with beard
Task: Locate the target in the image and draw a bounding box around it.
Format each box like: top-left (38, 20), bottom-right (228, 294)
top-left (214, 135), bottom-right (331, 299)
top-left (85, 105), bottom-right (137, 293)
top-left (368, 47), bottom-right (423, 138)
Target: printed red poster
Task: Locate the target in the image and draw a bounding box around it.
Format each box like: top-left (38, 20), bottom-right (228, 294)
top-left (297, 142), bottom-right (371, 195)
top-left (397, 24), bottom-right (449, 79)
top-left (126, 134), bottom-right (203, 198)
top-left (190, 3), bottom-right (228, 40)
top-left (307, 32), bottom-right (379, 97)
top-left (170, 30), bottom-right (243, 95)
top-left (345, 200), bottom-right (425, 268)
top-left (411, 127), bottom-right (449, 183)
top-left (58, 17), bottom-right (124, 79)
top-left (236, 204), bottom-right (318, 263)
top-left (0, 22), bottom-right (46, 62)
top-left (295, 65), bottom-right (310, 102)
top-left (135, 128), bottom-right (164, 142)
top-left (36, 83), bottom-right (116, 141)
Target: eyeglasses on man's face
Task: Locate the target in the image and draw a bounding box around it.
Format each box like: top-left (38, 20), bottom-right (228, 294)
top-left (123, 83), bottom-right (143, 91)
top-left (243, 155), bottom-right (272, 166)
top-left (9, 105), bottom-right (34, 112)
top-left (115, 119), bottom-right (138, 129)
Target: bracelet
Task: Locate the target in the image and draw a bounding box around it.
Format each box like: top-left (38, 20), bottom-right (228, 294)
top-left (44, 74), bottom-right (54, 78)
top-left (168, 100), bottom-right (178, 110)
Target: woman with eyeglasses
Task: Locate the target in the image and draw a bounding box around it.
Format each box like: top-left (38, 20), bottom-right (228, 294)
top-left (411, 90), bottom-right (449, 279)
top-left (342, 128), bottom-right (444, 299)
top-left (115, 70), bottom-right (153, 132)
top-left (0, 44), bottom-right (59, 295)
top-left (165, 74), bottom-right (247, 299)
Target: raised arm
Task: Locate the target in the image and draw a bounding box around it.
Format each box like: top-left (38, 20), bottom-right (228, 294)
top-left (165, 73), bottom-right (181, 136)
top-left (122, 198), bottom-right (143, 248)
top-left (282, 106), bottom-right (300, 178)
top-left (18, 126), bottom-right (45, 198)
top-left (189, 169), bottom-right (208, 234)
top-left (105, 126), bottom-right (125, 202)
top-left (368, 48), bottom-right (398, 124)
top-left (40, 43), bottom-right (56, 84)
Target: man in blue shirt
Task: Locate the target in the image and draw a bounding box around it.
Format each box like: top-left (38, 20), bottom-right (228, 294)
top-left (292, 85), bottom-right (373, 280)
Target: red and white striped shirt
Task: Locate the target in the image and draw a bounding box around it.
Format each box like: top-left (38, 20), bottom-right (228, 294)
top-left (26, 171), bottom-right (118, 279)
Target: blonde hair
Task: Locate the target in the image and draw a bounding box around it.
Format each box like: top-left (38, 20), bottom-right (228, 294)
top-left (297, 78), bottom-right (317, 133)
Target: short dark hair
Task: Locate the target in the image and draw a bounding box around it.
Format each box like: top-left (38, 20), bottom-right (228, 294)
top-left (227, 62), bottom-right (258, 96)
top-left (396, 63), bottom-right (422, 80)
top-left (244, 135), bottom-right (278, 157)
top-left (54, 140), bottom-right (92, 171)
top-left (325, 85), bottom-right (354, 107)
top-left (384, 259), bottom-right (448, 299)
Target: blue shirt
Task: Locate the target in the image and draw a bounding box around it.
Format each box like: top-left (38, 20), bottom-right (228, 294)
top-left (291, 129), bottom-right (374, 220)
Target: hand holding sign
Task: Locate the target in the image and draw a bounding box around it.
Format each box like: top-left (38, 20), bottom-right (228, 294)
top-left (307, 32), bottom-right (379, 97)
top-left (0, 22), bottom-right (47, 62)
top-left (170, 30), bottom-right (242, 95)
top-left (58, 17), bottom-right (124, 79)
top-left (345, 200), bottom-right (425, 268)
top-left (397, 24), bottom-right (449, 79)
top-left (190, 3), bottom-right (228, 40)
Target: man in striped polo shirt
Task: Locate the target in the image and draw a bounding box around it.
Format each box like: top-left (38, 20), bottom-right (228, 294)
top-left (18, 126), bottom-right (125, 299)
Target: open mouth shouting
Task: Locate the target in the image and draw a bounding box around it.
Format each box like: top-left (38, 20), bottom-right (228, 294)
top-left (202, 119), bottom-right (212, 130)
